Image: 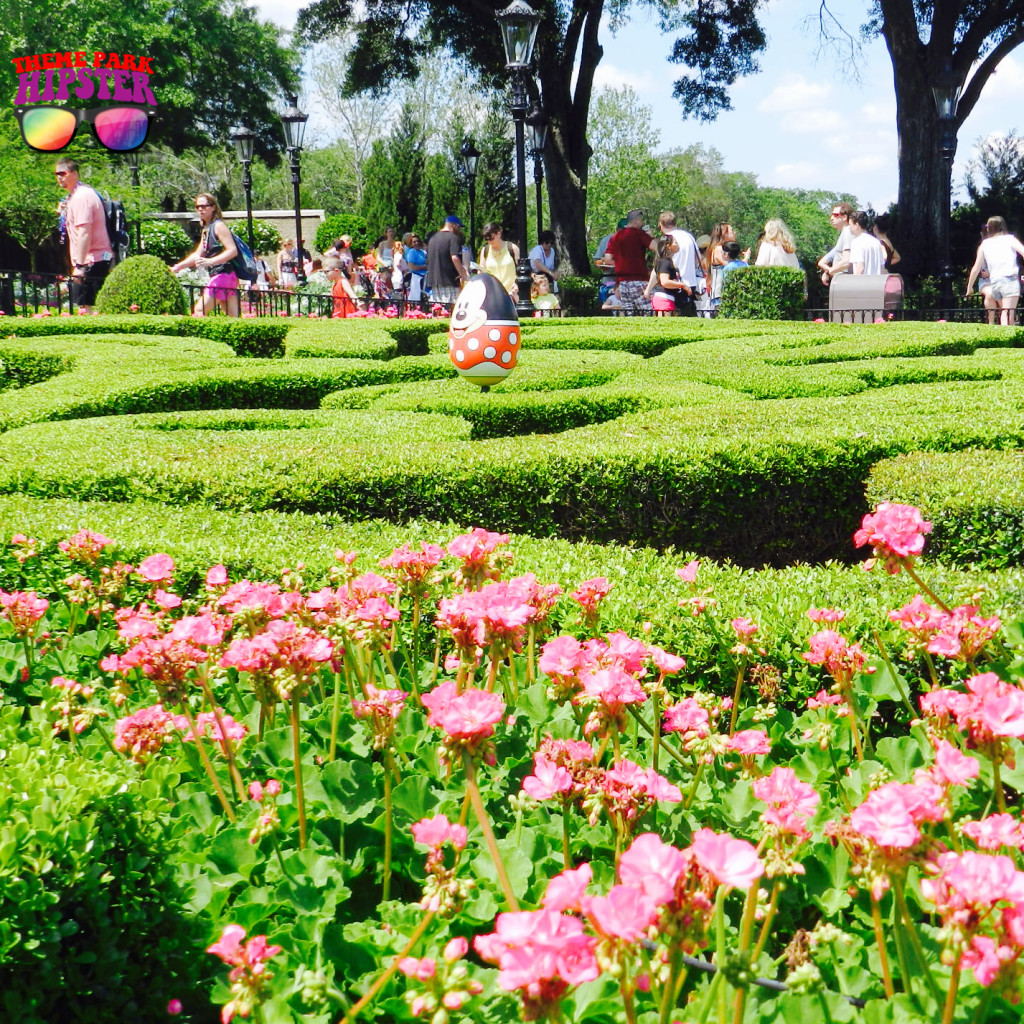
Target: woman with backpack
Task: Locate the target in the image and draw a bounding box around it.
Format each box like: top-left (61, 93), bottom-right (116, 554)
top-left (171, 193), bottom-right (241, 316)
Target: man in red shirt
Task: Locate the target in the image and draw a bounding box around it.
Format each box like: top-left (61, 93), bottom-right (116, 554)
top-left (606, 209), bottom-right (653, 313)
top-left (55, 158), bottom-right (112, 314)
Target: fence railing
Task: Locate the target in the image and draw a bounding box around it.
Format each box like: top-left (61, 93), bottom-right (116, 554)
top-left (0, 267), bottom-right (1004, 325)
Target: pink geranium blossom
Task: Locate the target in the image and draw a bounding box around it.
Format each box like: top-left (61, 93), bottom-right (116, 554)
top-left (138, 553), bottom-right (175, 582)
top-left (753, 767), bottom-right (820, 837)
top-left (411, 814), bottom-right (468, 850)
top-left (853, 502), bottom-right (932, 573)
top-left (688, 829), bottom-right (764, 890)
top-left (583, 884), bottom-right (658, 941)
top-left (543, 863), bottom-right (593, 912)
top-left (618, 833), bottom-right (687, 905)
top-left (522, 754), bottom-right (574, 801)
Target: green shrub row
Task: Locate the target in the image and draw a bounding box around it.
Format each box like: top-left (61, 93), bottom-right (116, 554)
top-left (6, 377), bottom-right (1024, 566)
top-left (867, 448), bottom-right (1024, 568)
top-left (2, 494), bottom-right (1021, 668)
top-left (0, 348), bottom-right (73, 391)
top-left (719, 266), bottom-right (806, 320)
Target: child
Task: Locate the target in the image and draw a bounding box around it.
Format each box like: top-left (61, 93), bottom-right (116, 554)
top-left (531, 273), bottom-right (561, 313)
top-left (720, 240), bottom-right (748, 288)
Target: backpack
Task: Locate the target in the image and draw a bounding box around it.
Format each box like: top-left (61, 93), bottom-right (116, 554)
top-left (230, 231), bottom-right (258, 283)
top-left (92, 188), bottom-right (129, 264)
top-left (206, 218), bottom-right (258, 282)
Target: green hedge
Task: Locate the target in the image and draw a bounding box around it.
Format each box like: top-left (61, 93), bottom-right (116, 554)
top-left (719, 266), bottom-right (806, 319)
top-left (94, 256), bottom-right (188, 316)
top-left (866, 449), bottom-right (1024, 568)
top-left (0, 713), bottom-right (211, 1022)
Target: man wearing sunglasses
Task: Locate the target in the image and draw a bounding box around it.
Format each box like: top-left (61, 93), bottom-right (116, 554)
top-left (55, 158), bottom-right (112, 313)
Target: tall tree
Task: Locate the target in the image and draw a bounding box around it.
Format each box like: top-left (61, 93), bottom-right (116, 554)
top-left (295, 1), bottom-right (767, 274)
top-left (823, 2), bottom-right (1024, 277)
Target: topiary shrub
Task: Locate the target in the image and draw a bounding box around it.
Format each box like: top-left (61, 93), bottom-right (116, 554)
top-left (315, 213), bottom-right (372, 256)
top-left (559, 274), bottom-right (598, 314)
top-left (139, 220), bottom-right (193, 263)
top-left (719, 266), bottom-right (806, 320)
top-left (94, 256), bottom-right (188, 316)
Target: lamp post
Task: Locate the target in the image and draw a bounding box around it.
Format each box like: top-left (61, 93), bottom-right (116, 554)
top-left (458, 139), bottom-right (481, 255)
top-left (231, 125), bottom-right (258, 256)
top-left (526, 103), bottom-right (547, 241)
top-left (932, 64), bottom-right (961, 311)
top-left (280, 94), bottom-right (309, 285)
top-left (496, 0), bottom-right (541, 316)
top-left (125, 150), bottom-right (141, 253)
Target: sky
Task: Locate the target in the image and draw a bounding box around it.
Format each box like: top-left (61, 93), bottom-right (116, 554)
top-left (252, 0), bottom-right (1023, 212)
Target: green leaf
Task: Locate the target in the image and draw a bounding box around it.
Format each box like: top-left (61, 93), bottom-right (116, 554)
top-left (320, 758), bottom-right (378, 824)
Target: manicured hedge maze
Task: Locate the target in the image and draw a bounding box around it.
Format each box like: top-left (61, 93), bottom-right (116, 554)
top-left (1, 313), bottom-right (1023, 580)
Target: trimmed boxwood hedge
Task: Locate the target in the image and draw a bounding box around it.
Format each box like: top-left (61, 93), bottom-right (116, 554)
top-left (719, 266), bottom-right (806, 320)
top-left (866, 449), bottom-right (1024, 569)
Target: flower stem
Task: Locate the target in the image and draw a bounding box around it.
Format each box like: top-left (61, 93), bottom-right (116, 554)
top-left (940, 963), bottom-right (960, 1024)
top-left (341, 911), bottom-right (436, 1024)
top-left (685, 761), bottom-right (706, 810)
top-left (382, 752), bottom-right (393, 903)
top-left (463, 753), bottom-right (519, 911)
top-left (179, 702), bottom-right (235, 821)
top-left (329, 670), bottom-right (344, 762)
top-left (626, 704), bottom-right (688, 767)
top-left (728, 662), bottom-right (745, 737)
top-left (732, 885), bottom-right (759, 1024)
top-left (902, 561), bottom-right (953, 616)
top-left (652, 692), bottom-right (661, 773)
top-left (992, 755), bottom-right (1008, 813)
top-left (562, 805), bottom-right (572, 870)
top-left (893, 879), bottom-right (942, 1007)
top-left (750, 881), bottom-right (781, 963)
top-left (200, 679), bottom-right (246, 801)
top-left (291, 693), bottom-right (307, 849)
top-left (870, 895), bottom-right (895, 998)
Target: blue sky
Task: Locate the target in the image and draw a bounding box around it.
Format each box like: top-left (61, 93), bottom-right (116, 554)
top-left (254, 0), bottom-right (1024, 211)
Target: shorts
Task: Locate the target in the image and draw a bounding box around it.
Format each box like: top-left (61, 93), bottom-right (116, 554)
top-left (651, 293), bottom-right (676, 312)
top-left (430, 285), bottom-right (461, 306)
top-left (279, 271), bottom-right (297, 289)
top-left (205, 271), bottom-right (239, 301)
top-left (71, 260), bottom-right (111, 307)
top-left (987, 276), bottom-right (1021, 300)
top-left (618, 279), bottom-right (652, 312)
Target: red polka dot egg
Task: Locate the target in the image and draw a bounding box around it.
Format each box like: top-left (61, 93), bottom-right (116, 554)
top-left (448, 274), bottom-right (520, 388)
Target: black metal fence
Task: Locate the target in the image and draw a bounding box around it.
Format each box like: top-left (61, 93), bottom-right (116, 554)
top-left (0, 267), bottom-right (1007, 325)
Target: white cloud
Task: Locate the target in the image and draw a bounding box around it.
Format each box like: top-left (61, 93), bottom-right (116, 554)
top-left (771, 161), bottom-right (823, 186)
top-left (970, 55), bottom-right (1024, 104)
top-left (860, 100), bottom-right (895, 124)
top-left (780, 109), bottom-right (843, 133)
top-left (848, 153), bottom-right (887, 174)
top-left (757, 73), bottom-right (832, 113)
top-left (593, 63), bottom-right (658, 93)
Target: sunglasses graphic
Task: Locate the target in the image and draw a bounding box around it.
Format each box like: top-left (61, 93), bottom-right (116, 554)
top-left (15, 105), bottom-right (154, 153)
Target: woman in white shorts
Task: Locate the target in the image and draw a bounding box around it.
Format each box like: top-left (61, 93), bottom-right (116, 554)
top-left (966, 216), bottom-right (1024, 325)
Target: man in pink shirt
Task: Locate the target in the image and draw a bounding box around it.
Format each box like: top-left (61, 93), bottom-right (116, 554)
top-left (56, 158), bottom-right (113, 313)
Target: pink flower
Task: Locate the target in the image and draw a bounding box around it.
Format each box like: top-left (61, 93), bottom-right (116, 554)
top-left (688, 829), bottom-right (764, 890)
top-left (398, 957), bottom-right (437, 981)
top-left (539, 635), bottom-right (586, 687)
top-left (962, 814), bottom-right (1024, 851)
top-left (806, 689), bottom-right (845, 709)
top-left (731, 617), bottom-right (758, 640)
top-left (807, 607), bottom-right (846, 623)
top-left (583, 884), bottom-right (658, 941)
top-left (618, 833), bottom-right (687, 905)
top-left (571, 577), bottom-right (612, 615)
top-left (543, 863), bottom-right (593, 912)
top-left (206, 564), bottom-right (229, 586)
top-left (522, 754), bottom-right (574, 801)
top-left (167, 999), bottom-right (183, 1015)
top-left (443, 936), bottom-right (469, 962)
top-left (207, 924), bottom-right (248, 964)
top-left (58, 529), bottom-right (114, 564)
top-left (424, 684), bottom-right (505, 745)
top-left (853, 502), bottom-right (932, 572)
top-left (728, 729), bottom-right (771, 756)
top-left (662, 697), bottom-right (710, 738)
top-left (929, 739), bottom-right (980, 787)
top-left (411, 814), bottom-right (468, 850)
top-left (961, 935), bottom-right (1018, 987)
top-left (114, 703), bottom-right (175, 762)
top-left (675, 560), bottom-right (700, 583)
top-left (138, 553), bottom-right (175, 582)
top-left (803, 630), bottom-right (867, 686)
top-left (753, 767), bottom-right (820, 836)
top-left (649, 646), bottom-right (686, 675)
top-left (850, 789), bottom-right (920, 848)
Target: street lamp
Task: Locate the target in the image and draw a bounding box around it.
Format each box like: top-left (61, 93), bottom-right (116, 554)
top-left (280, 94), bottom-right (309, 285)
top-left (932, 64), bottom-right (961, 310)
top-left (231, 125), bottom-right (258, 257)
top-left (526, 103), bottom-right (547, 241)
top-left (125, 150), bottom-right (141, 254)
top-left (497, 0), bottom-right (541, 316)
top-left (458, 139), bottom-right (481, 255)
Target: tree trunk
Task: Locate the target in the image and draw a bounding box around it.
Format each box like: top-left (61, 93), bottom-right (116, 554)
top-left (891, 67), bottom-right (949, 281)
top-left (543, 95), bottom-right (592, 276)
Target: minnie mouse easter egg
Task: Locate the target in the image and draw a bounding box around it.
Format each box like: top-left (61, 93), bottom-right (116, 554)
top-left (448, 274), bottom-right (520, 388)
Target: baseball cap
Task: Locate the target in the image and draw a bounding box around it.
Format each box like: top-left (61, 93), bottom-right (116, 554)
top-left (626, 208), bottom-right (644, 222)
top-left (696, 234), bottom-right (712, 249)
top-left (445, 215), bottom-right (464, 226)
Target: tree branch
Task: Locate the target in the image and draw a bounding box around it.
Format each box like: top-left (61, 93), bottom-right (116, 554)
top-left (956, 26), bottom-right (1024, 124)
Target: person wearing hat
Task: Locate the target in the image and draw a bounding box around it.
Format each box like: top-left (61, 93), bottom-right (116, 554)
top-left (426, 214), bottom-right (469, 306)
top-left (607, 209), bottom-right (653, 313)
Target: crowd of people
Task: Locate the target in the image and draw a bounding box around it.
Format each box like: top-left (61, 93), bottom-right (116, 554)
top-left (49, 158), bottom-right (1024, 325)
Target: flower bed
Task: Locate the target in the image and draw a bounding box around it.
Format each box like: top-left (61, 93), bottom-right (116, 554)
top-left (1, 511), bottom-right (1022, 1023)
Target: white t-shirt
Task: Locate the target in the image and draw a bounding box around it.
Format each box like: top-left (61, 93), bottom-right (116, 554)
top-left (849, 233), bottom-right (886, 275)
top-left (755, 242), bottom-right (801, 269)
top-left (980, 234), bottom-right (1023, 280)
top-left (826, 226), bottom-right (853, 273)
top-left (663, 228), bottom-right (699, 286)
